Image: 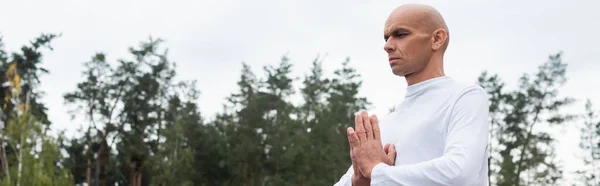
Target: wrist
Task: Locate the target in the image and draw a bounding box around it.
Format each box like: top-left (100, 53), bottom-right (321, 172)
top-left (363, 161), bottom-right (381, 178)
top-left (351, 174), bottom-right (369, 186)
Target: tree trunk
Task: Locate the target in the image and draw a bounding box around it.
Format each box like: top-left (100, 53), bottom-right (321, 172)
top-left (275, 159), bottom-right (279, 178)
top-left (515, 125), bottom-right (534, 185)
top-left (243, 162), bottom-right (247, 186)
top-left (137, 171), bottom-right (142, 186)
top-left (94, 138), bottom-right (105, 186)
top-left (16, 135), bottom-right (22, 186)
top-left (514, 107), bottom-right (541, 185)
top-left (129, 159), bottom-right (144, 186)
top-left (17, 91), bottom-right (31, 186)
top-left (87, 136), bottom-right (92, 186)
top-left (588, 116), bottom-right (599, 186)
top-left (129, 163), bottom-right (135, 186)
top-left (488, 117), bottom-right (495, 186)
top-left (0, 137), bottom-right (9, 183)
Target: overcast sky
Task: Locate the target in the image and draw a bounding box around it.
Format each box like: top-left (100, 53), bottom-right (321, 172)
top-left (1, 0), bottom-right (599, 183)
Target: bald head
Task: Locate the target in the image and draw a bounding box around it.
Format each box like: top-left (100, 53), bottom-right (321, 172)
top-left (385, 4), bottom-right (449, 51)
top-left (383, 3), bottom-right (449, 83)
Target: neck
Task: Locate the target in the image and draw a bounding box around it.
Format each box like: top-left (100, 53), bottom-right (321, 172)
top-left (405, 55), bottom-right (445, 86)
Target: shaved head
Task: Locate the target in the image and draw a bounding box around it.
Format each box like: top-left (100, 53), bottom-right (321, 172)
top-left (386, 4), bottom-right (449, 50)
top-left (383, 3), bottom-right (449, 85)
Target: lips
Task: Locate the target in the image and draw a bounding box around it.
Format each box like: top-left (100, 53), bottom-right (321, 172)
top-left (389, 57), bottom-right (400, 63)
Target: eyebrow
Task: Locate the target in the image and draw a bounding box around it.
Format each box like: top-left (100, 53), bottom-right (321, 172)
top-left (384, 27), bottom-right (410, 41)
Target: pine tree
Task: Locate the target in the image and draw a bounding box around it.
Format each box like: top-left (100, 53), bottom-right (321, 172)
top-left (113, 37), bottom-right (184, 186)
top-left (63, 53), bottom-right (120, 186)
top-left (574, 99), bottom-right (600, 186)
top-left (323, 57), bottom-right (370, 184)
top-left (221, 62), bottom-right (267, 185)
top-left (260, 56), bottom-right (300, 185)
top-left (479, 52), bottom-right (575, 185)
top-left (296, 56), bottom-right (331, 185)
top-left (64, 37), bottom-right (200, 186)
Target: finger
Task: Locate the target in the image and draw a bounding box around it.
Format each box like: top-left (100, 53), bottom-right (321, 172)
top-left (350, 151), bottom-right (360, 174)
top-left (384, 143), bottom-right (390, 153)
top-left (370, 114), bottom-right (381, 140)
top-left (362, 112), bottom-right (374, 140)
top-left (347, 128), bottom-right (354, 151)
top-left (347, 127), bottom-right (360, 149)
top-left (387, 144), bottom-right (397, 162)
top-left (347, 127), bottom-right (360, 174)
top-left (355, 113), bottom-right (367, 141)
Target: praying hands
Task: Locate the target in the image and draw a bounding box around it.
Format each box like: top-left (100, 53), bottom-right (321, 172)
top-left (347, 111), bottom-right (397, 185)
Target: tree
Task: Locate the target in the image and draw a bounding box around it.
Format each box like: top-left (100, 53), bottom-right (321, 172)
top-left (61, 134), bottom-right (88, 185)
top-left (0, 34), bottom-right (59, 179)
top-left (479, 52), bottom-right (574, 185)
top-left (295, 56), bottom-right (331, 185)
top-left (63, 53), bottom-right (121, 186)
top-left (111, 37), bottom-right (192, 186)
top-left (149, 97), bottom-right (197, 186)
top-left (0, 33), bottom-right (58, 126)
top-left (321, 57), bottom-right (370, 184)
top-left (1, 111), bottom-right (73, 186)
top-left (298, 56), bottom-right (329, 121)
top-left (261, 56), bottom-right (310, 185)
top-left (227, 63), bottom-right (264, 185)
top-left (64, 37), bottom-right (200, 186)
top-left (202, 111), bottom-right (234, 185)
top-left (9, 31), bottom-right (596, 186)
top-left (574, 99), bottom-right (600, 186)
top-left (0, 33), bottom-right (72, 186)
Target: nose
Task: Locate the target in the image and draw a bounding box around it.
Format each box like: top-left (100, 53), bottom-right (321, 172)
top-left (384, 39), bottom-right (395, 53)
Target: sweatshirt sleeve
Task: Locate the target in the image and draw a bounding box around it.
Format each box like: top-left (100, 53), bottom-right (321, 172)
top-left (333, 166), bottom-right (354, 186)
top-left (369, 86), bottom-right (490, 186)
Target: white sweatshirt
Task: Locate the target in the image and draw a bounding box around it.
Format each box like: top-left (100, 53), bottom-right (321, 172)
top-left (334, 76), bottom-right (489, 186)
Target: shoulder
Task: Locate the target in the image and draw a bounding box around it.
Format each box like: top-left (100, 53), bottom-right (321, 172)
top-left (443, 79), bottom-right (490, 132)
top-left (444, 78), bottom-right (489, 104)
top-left (457, 84), bottom-right (488, 103)
top-left (441, 78), bottom-right (490, 118)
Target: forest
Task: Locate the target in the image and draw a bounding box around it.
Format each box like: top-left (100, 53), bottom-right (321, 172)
top-left (0, 33), bottom-right (598, 186)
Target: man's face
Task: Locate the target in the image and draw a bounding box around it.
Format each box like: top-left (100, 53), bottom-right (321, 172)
top-left (383, 11), bottom-right (433, 77)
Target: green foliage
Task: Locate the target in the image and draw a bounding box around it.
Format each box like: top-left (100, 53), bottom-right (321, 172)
top-left (0, 111), bottom-right (73, 186)
top-left (573, 100), bottom-right (600, 186)
top-left (62, 37), bottom-right (201, 186)
top-left (0, 33), bottom-right (72, 186)
top-left (480, 52), bottom-right (575, 186)
top-left (0, 33), bottom-right (59, 126)
top-left (2, 33), bottom-right (598, 186)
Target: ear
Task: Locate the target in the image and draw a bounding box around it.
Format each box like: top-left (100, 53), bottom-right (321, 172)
top-left (431, 28), bottom-right (448, 51)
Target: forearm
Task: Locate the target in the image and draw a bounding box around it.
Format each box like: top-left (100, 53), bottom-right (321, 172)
top-left (369, 153), bottom-right (478, 186)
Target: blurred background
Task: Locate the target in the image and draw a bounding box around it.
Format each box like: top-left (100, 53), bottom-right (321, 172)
top-left (0, 0), bottom-right (599, 185)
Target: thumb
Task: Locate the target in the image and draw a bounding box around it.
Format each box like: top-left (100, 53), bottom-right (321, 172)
top-left (384, 143), bottom-right (390, 153)
top-left (348, 129), bottom-right (360, 174)
top-left (350, 149), bottom-right (361, 175)
top-left (351, 155), bottom-right (360, 174)
top-left (386, 144), bottom-right (396, 161)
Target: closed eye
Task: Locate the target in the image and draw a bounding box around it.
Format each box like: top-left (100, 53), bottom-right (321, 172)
top-left (384, 28), bottom-right (410, 41)
top-left (395, 33), bottom-right (408, 38)
top-left (384, 33), bottom-right (408, 42)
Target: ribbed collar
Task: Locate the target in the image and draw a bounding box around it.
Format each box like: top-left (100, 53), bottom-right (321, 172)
top-left (405, 76), bottom-right (452, 97)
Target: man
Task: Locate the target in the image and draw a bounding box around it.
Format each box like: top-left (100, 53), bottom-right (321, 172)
top-left (334, 3), bottom-right (489, 186)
